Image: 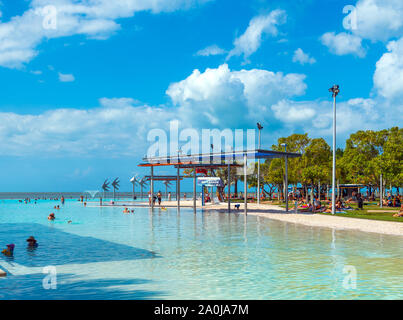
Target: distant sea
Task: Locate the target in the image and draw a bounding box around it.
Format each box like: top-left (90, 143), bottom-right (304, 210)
top-left (0, 192), bottom-right (198, 200)
top-left (0, 192), bottom-right (140, 200)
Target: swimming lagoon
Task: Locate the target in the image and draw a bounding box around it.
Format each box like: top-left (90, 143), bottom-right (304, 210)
top-left (0, 199), bottom-right (402, 299)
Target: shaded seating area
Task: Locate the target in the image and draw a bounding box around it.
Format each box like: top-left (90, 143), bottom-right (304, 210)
top-left (138, 149), bottom-right (301, 214)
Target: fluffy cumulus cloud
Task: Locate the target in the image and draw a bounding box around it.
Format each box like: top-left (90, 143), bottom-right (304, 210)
top-left (0, 64), bottom-right (309, 156)
top-left (270, 97), bottom-right (400, 142)
top-left (166, 64), bottom-right (307, 127)
top-left (0, 98), bottom-right (177, 157)
top-left (227, 10), bottom-right (286, 62)
top-left (351, 0), bottom-right (403, 42)
top-left (321, 32), bottom-right (366, 57)
top-left (374, 37), bottom-right (403, 100)
top-left (292, 48), bottom-right (316, 65)
top-left (0, 0), bottom-right (211, 68)
top-left (195, 44), bottom-right (226, 56)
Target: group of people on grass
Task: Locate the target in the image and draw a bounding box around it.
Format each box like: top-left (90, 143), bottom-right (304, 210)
top-left (382, 192), bottom-right (401, 207)
top-left (297, 196), bottom-right (359, 213)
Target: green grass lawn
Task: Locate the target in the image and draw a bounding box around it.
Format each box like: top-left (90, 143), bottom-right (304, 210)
top-left (274, 201), bottom-right (402, 222)
top-left (318, 210), bottom-right (402, 222)
top-left (226, 199), bottom-right (402, 222)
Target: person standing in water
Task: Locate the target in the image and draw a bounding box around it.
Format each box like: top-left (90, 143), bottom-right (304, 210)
top-left (26, 236), bottom-right (38, 248)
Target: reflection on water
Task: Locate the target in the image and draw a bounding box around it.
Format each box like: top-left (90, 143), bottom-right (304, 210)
top-left (0, 199), bottom-right (402, 299)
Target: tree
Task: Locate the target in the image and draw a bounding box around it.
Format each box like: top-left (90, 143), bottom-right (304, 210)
top-left (301, 138), bottom-right (332, 197)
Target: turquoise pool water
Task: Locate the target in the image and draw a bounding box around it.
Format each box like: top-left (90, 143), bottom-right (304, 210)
top-left (0, 199), bottom-right (402, 299)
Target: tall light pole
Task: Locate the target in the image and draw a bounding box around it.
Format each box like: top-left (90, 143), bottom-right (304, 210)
top-left (257, 123), bottom-right (263, 205)
top-left (329, 84), bottom-right (340, 215)
top-left (281, 143), bottom-right (288, 212)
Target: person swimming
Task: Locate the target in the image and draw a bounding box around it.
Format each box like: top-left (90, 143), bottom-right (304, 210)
top-left (48, 213), bottom-right (55, 220)
top-left (2, 244), bottom-right (15, 256)
top-left (26, 236), bottom-right (38, 248)
top-left (123, 208), bottom-right (129, 213)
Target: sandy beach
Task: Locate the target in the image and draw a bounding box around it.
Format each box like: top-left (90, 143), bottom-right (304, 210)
top-left (91, 200), bottom-right (403, 237)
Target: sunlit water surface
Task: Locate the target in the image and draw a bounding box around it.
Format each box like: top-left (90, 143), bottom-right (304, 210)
top-left (0, 199), bottom-right (402, 299)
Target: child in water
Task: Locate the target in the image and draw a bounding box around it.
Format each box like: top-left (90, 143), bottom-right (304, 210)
top-left (26, 236), bottom-right (38, 248)
top-left (48, 213), bottom-right (55, 220)
top-left (2, 244), bottom-right (15, 256)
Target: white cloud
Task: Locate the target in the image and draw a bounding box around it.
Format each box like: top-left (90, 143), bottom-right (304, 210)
top-left (195, 44), bottom-right (226, 56)
top-left (351, 0), bottom-right (403, 42)
top-left (292, 48), bottom-right (316, 65)
top-left (269, 97), bottom-right (398, 143)
top-left (374, 37), bottom-right (403, 100)
top-left (167, 63), bottom-right (307, 128)
top-left (271, 100), bottom-right (316, 123)
top-left (58, 72), bottom-right (75, 82)
top-left (0, 0), bottom-right (211, 68)
top-left (0, 97), bottom-right (175, 157)
top-left (321, 32), bottom-right (366, 57)
top-left (227, 10), bottom-right (286, 62)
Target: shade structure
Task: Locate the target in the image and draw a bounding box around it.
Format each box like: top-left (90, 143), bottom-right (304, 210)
top-left (138, 149), bottom-right (302, 214)
top-left (140, 149), bottom-right (301, 165)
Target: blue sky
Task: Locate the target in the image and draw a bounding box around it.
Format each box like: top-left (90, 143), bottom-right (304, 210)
top-left (0, 0), bottom-right (401, 192)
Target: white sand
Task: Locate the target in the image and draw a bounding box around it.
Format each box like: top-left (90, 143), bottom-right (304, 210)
top-left (202, 202), bottom-right (403, 237)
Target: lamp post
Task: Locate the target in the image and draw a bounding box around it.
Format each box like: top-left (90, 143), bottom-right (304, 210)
top-left (281, 143), bottom-right (288, 212)
top-left (257, 123), bottom-right (263, 205)
top-left (329, 84), bottom-right (340, 215)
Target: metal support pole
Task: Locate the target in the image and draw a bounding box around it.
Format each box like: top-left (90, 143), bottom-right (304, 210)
top-left (331, 93), bottom-right (336, 215)
top-left (380, 174), bottom-right (383, 208)
top-left (244, 154), bottom-right (247, 215)
top-left (177, 166), bottom-right (180, 209)
top-left (257, 129), bottom-right (261, 205)
top-left (228, 162), bottom-right (231, 213)
top-left (151, 166), bottom-right (154, 208)
top-left (285, 155), bottom-right (288, 212)
top-left (193, 166), bottom-right (196, 210)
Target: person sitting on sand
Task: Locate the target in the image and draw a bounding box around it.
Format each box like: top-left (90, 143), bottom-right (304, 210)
top-left (2, 244), bottom-right (15, 256)
top-left (26, 236), bottom-right (38, 248)
top-left (48, 213), bottom-right (55, 220)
